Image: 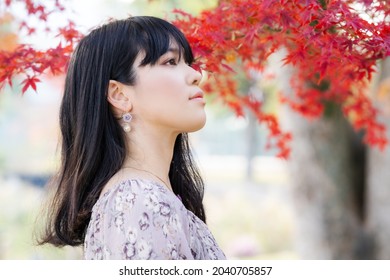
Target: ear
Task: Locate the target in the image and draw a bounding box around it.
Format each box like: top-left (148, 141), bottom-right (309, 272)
top-left (107, 80), bottom-right (133, 113)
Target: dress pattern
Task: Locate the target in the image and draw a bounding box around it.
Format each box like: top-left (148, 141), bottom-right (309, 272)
top-left (84, 179), bottom-right (226, 260)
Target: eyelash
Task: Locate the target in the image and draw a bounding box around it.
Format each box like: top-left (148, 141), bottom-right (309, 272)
top-left (163, 57), bottom-right (192, 67)
top-left (164, 58), bottom-right (177, 66)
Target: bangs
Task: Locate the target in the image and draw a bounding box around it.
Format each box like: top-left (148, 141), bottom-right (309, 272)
top-left (131, 17), bottom-right (194, 66)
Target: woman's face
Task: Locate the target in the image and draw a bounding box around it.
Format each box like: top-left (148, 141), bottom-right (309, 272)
top-left (128, 43), bottom-right (206, 135)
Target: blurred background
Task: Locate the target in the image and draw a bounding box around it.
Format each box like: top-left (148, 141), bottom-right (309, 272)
top-left (1, 0), bottom-right (389, 260)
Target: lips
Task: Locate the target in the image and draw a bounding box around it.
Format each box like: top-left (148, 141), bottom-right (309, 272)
top-left (190, 91), bottom-right (204, 100)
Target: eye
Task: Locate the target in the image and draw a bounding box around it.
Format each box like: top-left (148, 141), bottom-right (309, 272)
top-left (164, 58), bottom-right (177, 66)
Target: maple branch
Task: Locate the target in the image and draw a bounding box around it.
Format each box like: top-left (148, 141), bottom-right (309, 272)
top-left (0, 0), bottom-right (83, 93)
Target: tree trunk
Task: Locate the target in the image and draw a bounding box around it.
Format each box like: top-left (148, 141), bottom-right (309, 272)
top-left (245, 111), bottom-right (257, 182)
top-left (284, 105), bottom-right (371, 259)
top-left (366, 58), bottom-right (390, 259)
top-left (273, 51), bottom-right (372, 259)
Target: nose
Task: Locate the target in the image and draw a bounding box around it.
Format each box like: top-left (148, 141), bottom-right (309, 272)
top-left (187, 65), bottom-right (203, 85)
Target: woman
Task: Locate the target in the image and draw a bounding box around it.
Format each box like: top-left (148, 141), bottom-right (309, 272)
top-left (39, 16), bottom-right (226, 260)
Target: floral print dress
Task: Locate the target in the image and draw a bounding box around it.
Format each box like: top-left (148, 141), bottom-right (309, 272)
top-left (84, 179), bottom-right (226, 260)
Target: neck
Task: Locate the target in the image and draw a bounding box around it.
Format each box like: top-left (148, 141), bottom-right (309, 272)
top-left (122, 124), bottom-right (178, 188)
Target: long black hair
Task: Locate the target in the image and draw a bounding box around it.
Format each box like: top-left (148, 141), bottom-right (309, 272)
top-left (39, 16), bottom-right (206, 247)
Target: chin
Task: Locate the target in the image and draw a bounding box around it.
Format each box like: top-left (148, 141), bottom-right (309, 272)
top-left (185, 116), bottom-right (207, 133)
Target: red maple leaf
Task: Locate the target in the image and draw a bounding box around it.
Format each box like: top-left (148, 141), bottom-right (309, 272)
top-left (21, 76), bottom-right (40, 93)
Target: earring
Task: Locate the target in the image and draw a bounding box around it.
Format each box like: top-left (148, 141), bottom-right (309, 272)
top-left (122, 112), bottom-right (132, 132)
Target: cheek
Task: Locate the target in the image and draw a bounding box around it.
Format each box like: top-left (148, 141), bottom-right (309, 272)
top-left (139, 77), bottom-right (183, 103)
top-left (134, 71), bottom-right (206, 132)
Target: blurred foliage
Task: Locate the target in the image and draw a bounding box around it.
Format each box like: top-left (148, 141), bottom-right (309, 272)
top-left (103, 0), bottom-right (218, 18)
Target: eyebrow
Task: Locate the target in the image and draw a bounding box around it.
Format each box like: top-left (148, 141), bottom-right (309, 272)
top-left (166, 47), bottom-right (180, 54)
top-left (163, 47), bottom-right (183, 62)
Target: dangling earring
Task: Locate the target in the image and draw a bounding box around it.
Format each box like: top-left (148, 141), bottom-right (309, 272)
top-left (122, 112), bottom-right (132, 132)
